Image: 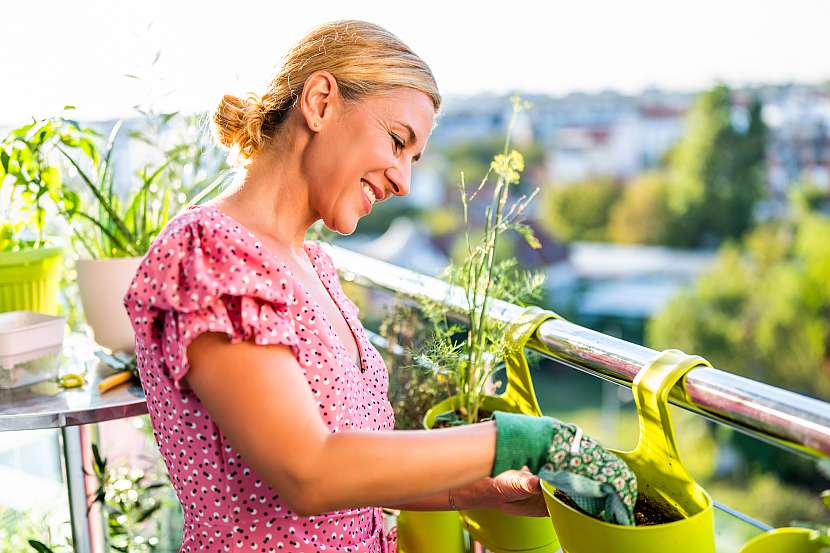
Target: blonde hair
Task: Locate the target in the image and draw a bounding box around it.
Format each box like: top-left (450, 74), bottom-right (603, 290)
top-left (212, 19), bottom-right (441, 164)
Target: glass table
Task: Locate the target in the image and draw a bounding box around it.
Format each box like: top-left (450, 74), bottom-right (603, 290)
top-left (0, 334), bottom-right (146, 553)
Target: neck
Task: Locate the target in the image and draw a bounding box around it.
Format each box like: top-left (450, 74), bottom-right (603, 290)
top-left (213, 136), bottom-right (318, 255)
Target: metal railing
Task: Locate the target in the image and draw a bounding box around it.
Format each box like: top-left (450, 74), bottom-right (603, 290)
top-left (323, 243), bottom-right (830, 460)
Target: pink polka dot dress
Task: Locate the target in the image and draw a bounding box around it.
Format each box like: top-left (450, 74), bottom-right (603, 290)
top-left (123, 205), bottom-right (397, 552)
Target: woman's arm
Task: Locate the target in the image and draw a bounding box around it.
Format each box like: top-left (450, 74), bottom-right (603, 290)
top-left (186, 332), bottom-right (497, 516)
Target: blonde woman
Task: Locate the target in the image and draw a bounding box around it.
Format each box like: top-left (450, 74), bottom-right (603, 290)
top-left (124, 19), bottom-right (633, 553)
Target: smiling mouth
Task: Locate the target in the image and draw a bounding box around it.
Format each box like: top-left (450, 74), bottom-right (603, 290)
top-left (361, 179), bottom-right (377, 207)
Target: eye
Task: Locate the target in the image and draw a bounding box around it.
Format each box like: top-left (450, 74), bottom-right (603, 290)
top-left (390, 133), bottom-right (405, 153)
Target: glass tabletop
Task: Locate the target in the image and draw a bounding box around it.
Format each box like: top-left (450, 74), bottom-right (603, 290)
top-left (0, 333), bottom-right (147, 431)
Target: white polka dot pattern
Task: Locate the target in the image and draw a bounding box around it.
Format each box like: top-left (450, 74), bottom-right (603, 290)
top-left (123, 205), bottom-right (396, 552)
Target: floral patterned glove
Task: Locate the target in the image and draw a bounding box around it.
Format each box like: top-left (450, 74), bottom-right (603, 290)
top-left (538, 421), bottom-right (637, 525)
top-left (491, 412), bottom-right (637, 526)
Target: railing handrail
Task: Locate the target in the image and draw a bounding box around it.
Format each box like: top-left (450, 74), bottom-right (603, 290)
top-left (323, 242), bottom-right (830, 459)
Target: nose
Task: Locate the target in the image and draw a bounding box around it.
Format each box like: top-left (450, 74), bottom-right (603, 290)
top-left (385, 163), bottom-right (411, 198)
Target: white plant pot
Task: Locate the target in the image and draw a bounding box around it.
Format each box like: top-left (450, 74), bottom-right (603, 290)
top-left (77, 257), bottom-right (143, 352)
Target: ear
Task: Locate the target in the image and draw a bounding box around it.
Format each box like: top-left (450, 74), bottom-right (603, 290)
top-left (300, 70), bottom-right (340, 132)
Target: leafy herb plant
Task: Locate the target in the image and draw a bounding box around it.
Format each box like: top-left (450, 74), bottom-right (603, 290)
top-left (410, 95), bottom-right (546, 425)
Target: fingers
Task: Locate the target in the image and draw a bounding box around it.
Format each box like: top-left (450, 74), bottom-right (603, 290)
top-left (498, 493), bottom-right (549, 517)
top-left (492, 469), bottom-right (541, 499)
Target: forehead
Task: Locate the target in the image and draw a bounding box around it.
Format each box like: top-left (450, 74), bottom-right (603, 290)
top-left (360, 88), bottom-right (435, 144)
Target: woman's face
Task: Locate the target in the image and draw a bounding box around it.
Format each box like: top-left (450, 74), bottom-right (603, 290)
top-left (302, 83), bottom-right (436, 235)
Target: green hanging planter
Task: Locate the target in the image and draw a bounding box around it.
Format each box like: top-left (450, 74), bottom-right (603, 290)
top-left (420, 307), bottom-right (562, 553)
top-left (542, 349), bottom-right (715, 553)
top-left (396, 510), bottom-right (465, 553)
top-left (739, 527), bottom-right (827, 553)
top-left (0, 245), bottom-right (63, 315)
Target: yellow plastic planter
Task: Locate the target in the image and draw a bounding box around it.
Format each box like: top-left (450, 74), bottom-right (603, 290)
top-left (0, 246), bottom-right (63, 315)
top-left (739, 528), bottom-right (826, 553)
top-left (421, 306), bottom-right (562, 553)
top-left (396, 510), bottom-right (465, 553)
top-left (542, 349), bottom-right (715, 553)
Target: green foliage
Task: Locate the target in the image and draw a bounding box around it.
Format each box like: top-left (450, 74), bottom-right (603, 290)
top-left (0, 110), bottom-right (100, 250)
top-left (406, 95), bottom-right (547, 424)
top-left (538, 177), bottom-right (622, 242)
top-left (88, 442), bottom-right (182, 553)
top-left (664, 85), bottom-right (767, 246)
top-left (608, 171), bottom-right (678, 245)
top-left (708, 473), bottom-right (828, 529)
top-left (647, 210), bottom-right (830, 400)
top-left (378, 300), bottom-right (456, 430)
top-left (0, 111), bottom-right (231, 259)
top-left (65, 114), bottom-right (231, 259)
top-left (0, 508), bottom-right (71, 553)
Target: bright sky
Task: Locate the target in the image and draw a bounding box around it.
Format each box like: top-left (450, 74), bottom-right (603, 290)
top-left (2, 0), bottom-right (828, 124)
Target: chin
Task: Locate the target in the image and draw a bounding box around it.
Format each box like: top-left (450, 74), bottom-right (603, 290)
top-left (325, 214), bottom-right (358, 236)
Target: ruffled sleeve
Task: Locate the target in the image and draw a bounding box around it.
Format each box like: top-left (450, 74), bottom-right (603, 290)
top-left (124, 211), bottom-right (299, 388)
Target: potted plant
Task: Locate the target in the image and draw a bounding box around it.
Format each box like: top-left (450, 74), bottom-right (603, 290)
top-left (0, 114), bottom-right (99, 314)
top-left (59, 112), bottom-right (230, 351)
top-left (378, 301), bottom-right (466, 553)
top-left (541, 349), bottom-right (716, 553)
top-left (403, 95), bottom-right (558, 553)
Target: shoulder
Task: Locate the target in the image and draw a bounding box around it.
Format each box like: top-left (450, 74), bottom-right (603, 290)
top-left (124, 205), bottom-right (294, 315)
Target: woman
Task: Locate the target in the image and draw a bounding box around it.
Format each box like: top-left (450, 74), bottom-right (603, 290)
top-left (124, 19), bottom-right (629, 553)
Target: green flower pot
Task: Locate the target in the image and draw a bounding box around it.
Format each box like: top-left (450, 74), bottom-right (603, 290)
top-left (739, 528), bottom-right (826, 553)
top-left (542, 349), bottom-right (715, 553)
top-left (396, 510), bottom-right (465, 553)
top-left (0, 246), bottom-right (63, 315)
top-left (418, 306), bottom-right (562, 553)
top-left (425, 395), bottom-right (559, 553)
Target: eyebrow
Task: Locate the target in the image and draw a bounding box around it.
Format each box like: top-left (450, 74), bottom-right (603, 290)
top-left (396, 121), bottom-right (423, 163)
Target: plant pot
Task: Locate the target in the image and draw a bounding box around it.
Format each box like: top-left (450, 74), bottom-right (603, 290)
top-left (542, 349), bottom-right (715, 553)
top-left (418, 306), bottom-right (562, 553)
top-left (77, 257), bottom-right (142, 352)
top-left (0, 246), bottom-right (63, 315)
top-left (396, 510), bottom-right (465, 553)
top-left (425, 395), bottom-right (559, 553)
top-left (739, 527), bottom-right (825, 553)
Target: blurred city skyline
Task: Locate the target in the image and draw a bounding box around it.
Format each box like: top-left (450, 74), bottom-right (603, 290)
top-left (1, 0), bottom-right (829, 123)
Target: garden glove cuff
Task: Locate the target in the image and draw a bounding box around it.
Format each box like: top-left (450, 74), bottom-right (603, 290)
top-left (491, 411), bottom-right (556, 476)
top-left (538, 421), bottom-right (637, 526)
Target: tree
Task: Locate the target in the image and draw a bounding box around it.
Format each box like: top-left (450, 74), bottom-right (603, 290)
top-left (647, 213), bottom-right (830, 400)
top-left (537, 177), bottom-right (622, 241)
top-left (665, 85), bottom-right (767, 246)
top-left (608, 171), bottom-right (679, 246)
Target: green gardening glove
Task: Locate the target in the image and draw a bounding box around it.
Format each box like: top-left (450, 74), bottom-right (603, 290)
top-left (492, 411), bottom-right (637, 526)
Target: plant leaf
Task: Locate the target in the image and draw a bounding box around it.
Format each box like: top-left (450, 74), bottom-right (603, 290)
top-left (27, 540), bottom-right (54, 553)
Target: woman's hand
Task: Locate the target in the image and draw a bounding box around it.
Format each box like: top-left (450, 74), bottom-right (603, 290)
top-left (452, 466), bottom-right (548, 517)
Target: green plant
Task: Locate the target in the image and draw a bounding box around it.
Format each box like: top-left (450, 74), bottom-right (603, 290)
top-left (0, 506), bottom-right (71, 553)
top-left (87, 443), bottom-right (179, 553)
top-left (1, 109), bottom-right (231, 260)
top-left (411, 95), bottom-right (546, 425)
top-left (379, 299), bottom-right (455, 430)
top-left (62, 113), bottom-right (231, 259)
top-left (0, 110), bottom-right (99, 252)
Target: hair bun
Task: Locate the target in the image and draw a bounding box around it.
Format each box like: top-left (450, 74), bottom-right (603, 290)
top-left (212, 93), bottom-right (266, 162)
